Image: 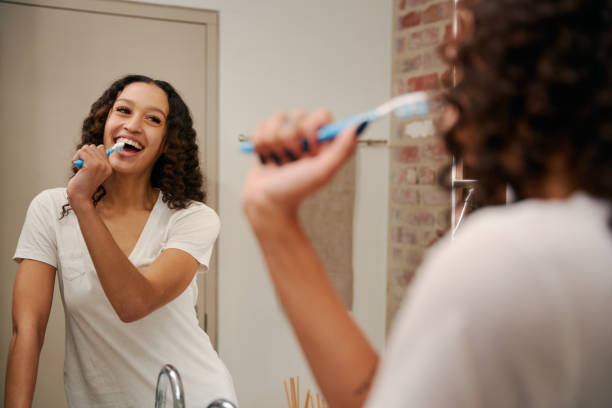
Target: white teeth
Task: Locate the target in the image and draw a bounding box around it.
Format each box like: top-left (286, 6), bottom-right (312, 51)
top-left (117, 137), bottom-right (143, 150)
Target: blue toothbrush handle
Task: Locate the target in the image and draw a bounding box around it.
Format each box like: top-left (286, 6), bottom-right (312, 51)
top-left (72, 146), bottom-right (117, 168)
top-left (239, 113), bottom-right (370, 153)
top-left (317, 113), bottom-right (370, 142)
top-left (239, 142), bottom-right (256, 153)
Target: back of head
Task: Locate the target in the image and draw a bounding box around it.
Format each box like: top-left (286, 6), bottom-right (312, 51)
top-left (441, 0), bottom-right (612, 225)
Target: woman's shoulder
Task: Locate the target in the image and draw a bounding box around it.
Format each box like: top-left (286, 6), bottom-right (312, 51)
top-left (159, 197), bottom-right (220, 229)
top-left (28, 187), bottom-right (68, 210)
top-left (418, 192), bottom-right (610, 300)
top-left (452, 192), bottom-right (608, 249)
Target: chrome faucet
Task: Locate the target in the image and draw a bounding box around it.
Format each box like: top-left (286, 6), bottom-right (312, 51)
top-left (155, 363), bottom-right (237, 408)
top-left (206, 399), bottom-right (236, 408)
top-left (155, 364), bottom-right (186, 408)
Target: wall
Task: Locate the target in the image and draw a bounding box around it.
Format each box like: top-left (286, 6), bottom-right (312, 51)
top-left (386, 0), bottom-right (453, 329)
top-left (126, 0), bottom-right (393, 406)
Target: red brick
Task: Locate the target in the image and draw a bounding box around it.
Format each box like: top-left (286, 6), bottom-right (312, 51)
top-left (444, 23), bottom-right (453, 41)
top-left (437, 209), bottom-right (451, 229)
top-left (423, 50), bottom-right (445, 69)
top-left (413, 0), bottom-right (438, 6)
top-left (392, 167), bottom-right (418, 185)
top-left (419, 230), bottom-right (437, 246)
top-left (405, 249), bottom-right (424, 267)
top-left (407, 210), bottom-right (435, 226)
top-left (421, 188), bottom-right (450, 206)
top-left (405, 167), bottom-right (419, 184)
top-left (390, 247), bottom-right (403, 265)
top-left (395, 146), bottom-right (420, 163)
top-left (391, 207), bottom-right (403, 223)
top-left (394, 79), bottom-right (405, 95)
top-left (406, 73), bottom-right (439, 92)
top-left (422, 2), bottom-right (452, 24)
top-left (441, 69), bottom-right (453, 88)
top-left (392, 188), bottom-right (420, 205)
top-left (391, 168), bottom-right (405, 185)
top-left (399, 11), bottom-right (421, 29)
top-left (394, 268), bottom-right (416, 285)
top-left (406, 27), bottom-right (440, 50)
top-left (422, 141), bottom-right (449, 161)
top-left (391, 226), bottom-right (417, 244)
top-left (395, 126), bottom-right (404, 139)
top-left (396, 37), bottom-right (406, 53)
top-left (399, 55), bottom-right (423, 73)
top-left (418, 165), bottom-right (437, 184)
top-left (401, 0), bottom-right (436, 9)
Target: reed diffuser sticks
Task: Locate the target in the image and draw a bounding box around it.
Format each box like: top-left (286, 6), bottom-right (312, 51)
top-left (283, 376), bottom-right (326, 408)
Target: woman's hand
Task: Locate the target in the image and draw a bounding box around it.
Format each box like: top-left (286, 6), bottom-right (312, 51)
top-left (67, 144), bottom-right (112, 211)
top-left (242, 108), bottom-right (359, 225)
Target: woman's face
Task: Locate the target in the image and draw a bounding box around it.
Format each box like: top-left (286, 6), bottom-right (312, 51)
top-left (103, 82), bottom-right (170, 176)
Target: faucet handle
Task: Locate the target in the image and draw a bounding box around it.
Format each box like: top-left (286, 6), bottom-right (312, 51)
top-left (207, 399), bottom-right (236, 408)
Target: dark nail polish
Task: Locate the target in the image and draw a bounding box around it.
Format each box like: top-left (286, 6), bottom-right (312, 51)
top-left (356, 121), bottom-right (369, 136)
top-left (285, 149), bottom-right (297, 162)
top-left (258, 154), bottom-right (267, 164)
top-left (301, 138), bottom-right (310, 153)
top-left (270, 152), bottom-right (281, 165)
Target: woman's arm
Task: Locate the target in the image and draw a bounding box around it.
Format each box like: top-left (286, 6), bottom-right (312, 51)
top-left (5, 260), bottom-right (56, 408)
top-left (246, 203), bottom-right (378, 408)
top-left (66, 145), bottom-right (205, 322)
top-left (242, 110), bottom-right (378, 408)
top-left (71, 200), bottom-right (200, 322)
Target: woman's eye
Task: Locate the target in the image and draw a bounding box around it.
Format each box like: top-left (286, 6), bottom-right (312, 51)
top-left (116, 106), bottom-right (130, 114)
top-left (147, 116), bottom-right (162, 124)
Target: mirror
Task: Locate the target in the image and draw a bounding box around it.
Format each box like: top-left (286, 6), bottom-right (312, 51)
top-left (0, 0), bottom-right (455, 406)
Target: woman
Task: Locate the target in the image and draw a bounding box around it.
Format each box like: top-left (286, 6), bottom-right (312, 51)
top-left (242, 0), bottom-right (612, 407)
top-left (6, 75), bottom-right (236, 407)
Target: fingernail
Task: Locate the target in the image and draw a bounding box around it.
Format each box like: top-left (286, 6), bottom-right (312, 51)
top-left (285, 149), bottom-right (297, 162)
top-left (301, 138), bottom-right (310, 153)
top-left (356, 121), bottom-right (369, 136)
top-left (270, 152), bottom-right (281, 165)
top-left (258, 154), bottom-right (267, 164)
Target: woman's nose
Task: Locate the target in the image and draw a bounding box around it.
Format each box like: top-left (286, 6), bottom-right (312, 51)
top-left (124, 115), bottom-right (142, 133)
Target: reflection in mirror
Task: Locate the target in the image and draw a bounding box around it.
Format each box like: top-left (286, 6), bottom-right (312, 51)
top-left (0, 1), bottom-right (230, 407)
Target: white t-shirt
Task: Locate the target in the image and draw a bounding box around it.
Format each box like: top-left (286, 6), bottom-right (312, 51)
top-left (14, 188), bottom-right (237, 407)
top-left (366, 192), bottom-right (612, 407)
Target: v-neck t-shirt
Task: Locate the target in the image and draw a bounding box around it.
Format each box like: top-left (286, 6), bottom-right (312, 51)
top-left (14, 187), bottom-right (237, 407)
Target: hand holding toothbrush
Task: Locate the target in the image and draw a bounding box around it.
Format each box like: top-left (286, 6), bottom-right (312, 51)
top-left (72, 141), bottom-right (125, 167)
top-left (242, 108), bottom-right (360, 220)
top-left (67, 143), bottom-right (120, 211)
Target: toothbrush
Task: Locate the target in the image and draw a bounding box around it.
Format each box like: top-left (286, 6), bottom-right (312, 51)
top-left (239, 91), bottom-right (430, 153)
top-left (72, 141), bottom-right (126, 168)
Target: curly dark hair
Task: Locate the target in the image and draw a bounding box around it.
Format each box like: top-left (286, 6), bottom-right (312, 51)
top-left (62, 75), bottom-right (206, 216)
top-left (440, 0), bottom-right (612, 226)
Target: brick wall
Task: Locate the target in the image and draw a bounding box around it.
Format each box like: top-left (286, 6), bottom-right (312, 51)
top-left (387, 0), bottom-right (453, 332)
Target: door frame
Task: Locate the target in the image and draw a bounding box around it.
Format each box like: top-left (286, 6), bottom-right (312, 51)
top-left (2, 0), bottom-right (221, 347)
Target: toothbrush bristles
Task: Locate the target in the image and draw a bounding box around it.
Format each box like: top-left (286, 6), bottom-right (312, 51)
top-left (114, 141), bottom-right (125, 152)
top-left (374, 91), bottom-right (429, 117)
